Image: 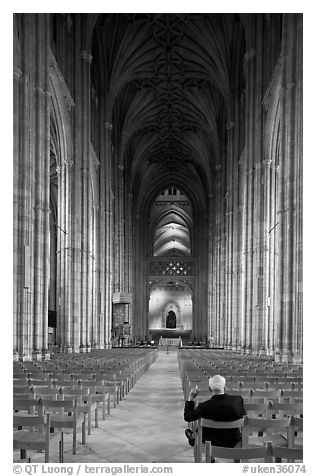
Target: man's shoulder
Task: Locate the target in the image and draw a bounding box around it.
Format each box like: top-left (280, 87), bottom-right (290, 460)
top-left (197, 398), bottom-right (213, 408)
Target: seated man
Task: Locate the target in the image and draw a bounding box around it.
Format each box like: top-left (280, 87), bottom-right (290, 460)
top-left (184, 374), bottom-right (246, 448)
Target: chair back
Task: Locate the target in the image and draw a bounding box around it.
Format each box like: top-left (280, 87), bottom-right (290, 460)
top-left (288, 416), bottom-right (303, 448)
top-left (281, 390), bottom-right (303, 403)
top-left (13, 413), bottom-right (45, 431)
top-left (13, 397), bottom-right (41, 414)
top-left (250, 389), bottom-right (281, 402)
top-left (242, 415), bottom-right (291, 448)
top-left (60, 388), bottom-right (90, 405)
top-left (268, 401), bottom-right (303, 418)
top-left (195, 417), bottom-right (244, 462)
top-left (205, 441), bottom-right (272, 463)
top-left (40, 397), bottom-right (76, 412)
top-left (272, 445), bottom-right (303, 462)
top-left (244, 402), bottom-right (269, 417)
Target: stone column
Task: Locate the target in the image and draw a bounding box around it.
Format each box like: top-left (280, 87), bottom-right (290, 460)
top-left (104, 120), bottom-right (114, 348)
top-left (224, 121), bottom-right (235, 350)
top-left (113, 163), bottom-right (125, 294)
top-left (243, 46), bottom-right (257, 354)
top-left (277, 14), bottom-right (302, 362)
top-left (212, 163), bottom-right (225, 348)
top-left (237, 151), bottom-right (247, 351)
top-left (13, 14), bottom-right (51, 360)
top-left (57, 160), bottom-right (74, 352)
top-left (260, 158), bottom-right (273, 354)
top-left (125, 192), bottom-right (134, 330)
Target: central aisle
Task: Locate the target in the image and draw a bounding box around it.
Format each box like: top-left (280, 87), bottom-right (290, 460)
top-left (73, 350), bottom-right (195, 463)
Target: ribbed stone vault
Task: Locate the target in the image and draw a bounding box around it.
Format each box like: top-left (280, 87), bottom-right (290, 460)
top-left (91, 13), bottom-right (244, 201)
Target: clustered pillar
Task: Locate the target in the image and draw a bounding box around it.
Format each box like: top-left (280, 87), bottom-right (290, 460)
top-left (208, 14), bottom-right (302, 362)
top-left (13, 14), bottom-right (51, 360)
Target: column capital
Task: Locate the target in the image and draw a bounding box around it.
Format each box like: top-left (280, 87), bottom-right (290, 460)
top-left (64, 159), bottom-right (74, 169)
top-left (226, 121), bottom-right (235, 130)
top-left (247, 167), bottom-right (256, 175)
top-left (33, 204), bottom-right (50, 213)
top-left (287, 81), bottom-right (296, 91)
top-left (244, 48), bottom-right (257, 62)
top-left (80, 49), bottom-right (93, 64)
top-left (14, 67), bottom-right (22, 79)
top-left (104, 122), bottom-right (113, 130)
top-left (262, 158), bottom-right (272, 167)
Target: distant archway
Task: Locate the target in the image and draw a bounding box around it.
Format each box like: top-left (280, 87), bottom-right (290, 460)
top-left (166, 310), bottom-right (176, 328)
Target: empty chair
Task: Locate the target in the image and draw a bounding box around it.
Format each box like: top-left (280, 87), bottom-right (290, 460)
top-left (13, 409), bottom-right (63, 463)
top-left (13, 397), bottom-right (39, 416)
top-left (281, 390), bottom-right (303, 403)
top-left (28, 377), bottom-right (52, 385)
top-left (272, 445), bottom-right (303, 462)
top-left (93, 374), bottom-right (120, 407)
top-left (60, 388), bottom-right (98, 435)
top-left (244, 402), bottom-right (269, 418)
top-left (242, 415), bottom-right (291, 448)
top-left (31, 387), bottom-right (62, 400)
top-left (288, 416), bottom-right (303, 448)
top-left (250, 389), bottom-right (281, 403)
top-left (40, 397), bottom-right (84, 455)
top-left (79, 382), bottom-right (111, 419)
top-left (226, 389), bottom-right (253, 400)
top-left (268, 401), bottom-right (303, 419)
top-left (205, 441), bottom-right (272, 463)
top-left (13, 386), bottom-right (35, 399)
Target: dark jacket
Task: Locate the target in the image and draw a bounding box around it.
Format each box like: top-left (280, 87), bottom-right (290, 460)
top-left (184, 393), bottom-right (246, 447)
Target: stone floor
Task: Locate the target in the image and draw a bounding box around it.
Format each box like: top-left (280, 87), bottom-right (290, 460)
top-left (14, 349), bottom-right (195, 463)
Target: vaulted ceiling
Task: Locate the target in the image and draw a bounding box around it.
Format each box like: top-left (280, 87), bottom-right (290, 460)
top-left (91, 13), bottom-right (245, 208)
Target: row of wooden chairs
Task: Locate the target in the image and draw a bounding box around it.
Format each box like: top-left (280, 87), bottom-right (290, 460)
top-left (15, 348), bottom-right (158, 408)
top-left (205, 441), bottom-right (303, 463)
top-left (178, 349), bottom-right (303, 462)
top-left (178, 350), bottom-right (303, 403)
top-left (14, 348), bottom-right (158, 462)
top-left (194, 415), bottom-right (303, 463)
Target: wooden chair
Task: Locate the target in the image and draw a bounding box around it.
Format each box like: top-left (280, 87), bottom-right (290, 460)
top-left (242, 416), bottom-right (291, 448)
top-left (60, 388), bottom-right (98, 435)
top-left (54, 380), bottom-right (78, 390)
top-left (40, 397), bottom-right (84, 455)
top-left (13, 410), bottom-right (63, 462)
top-left (205, 441), bottom-right (272, 463)
top-left (226, 389), bottom-right (253, 400)
top-left (93, 374), bottom-right (120, 407)
top-left (272, 445), bottom-right (303, 462)
top-left (268, 401), bottom-right (303, 419)
top-left (13, 385), bottom-right (33, 394)
top-left (281, 390), bottom-right (303, 403)
top-left (31, 387), bottom-right (62, 400)
top-left (28, 377), bottom-right (52, 385)
top-left (250, 389), bottom-right (281, 403)
top-left (244, 402), bottom-right (269, 418)
top-left (194, 417), bottom-right (245, 462)
top-left (288, 416), bottom-right (303, 448)
top-left (13, 397), bottom-right (39, 416)
top-left (79, 382), bottom-right (111, 419)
